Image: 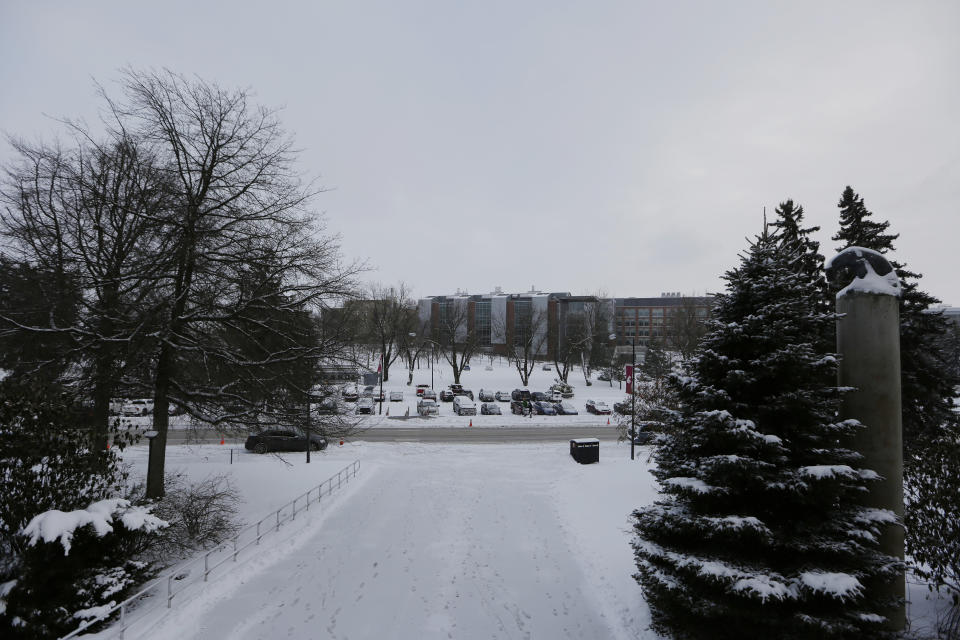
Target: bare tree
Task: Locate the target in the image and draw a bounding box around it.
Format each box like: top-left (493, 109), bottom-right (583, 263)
top-left (494, 306), bottom-right (548, 386)
top-left (577, 295), bottom-right (611, 386)
top-left (362, 283), bottom-right (415, 383)
top-left (434, 298), bottom-right (476, 384)
top-left (668, 297), bottom-right (710, 361)
top-left (401, 315), bottom-right (432, 386)
top-left (103, 69), bottom-right (360, 497)
top-left (1, 132), bottom-right (173, 448)
top-left (550, 300), bottom-right (605, 384)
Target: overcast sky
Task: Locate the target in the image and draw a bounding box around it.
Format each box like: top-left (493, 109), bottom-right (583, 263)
top-left (2, 1), bottom-right (958, 303)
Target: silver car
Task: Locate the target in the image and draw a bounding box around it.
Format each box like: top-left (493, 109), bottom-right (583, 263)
top-left (417, 399), bottom-right (439, 416)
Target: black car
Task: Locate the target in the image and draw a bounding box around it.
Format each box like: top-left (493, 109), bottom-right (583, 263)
top-left (439, 389), bottom-right (455, 402)
top-left (450, 384), bottom-right (474, 400)
top-left (532, 401), bottom-right (557, 415)
top-left (511, 388), bottom-right (531, 402)
top-left (511, 399), bottom-right (534, 415)
top-left (531, 391), bottom-right (550, 402)
top-left (245, 430), bottom-right (327, 454)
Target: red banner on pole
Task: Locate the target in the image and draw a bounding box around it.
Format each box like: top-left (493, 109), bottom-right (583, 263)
top-left (626, 364), bottom-right (634, 394)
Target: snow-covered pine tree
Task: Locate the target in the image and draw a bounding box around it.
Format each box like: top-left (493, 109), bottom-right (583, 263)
top-left (831, 185), bottom-right (960, 603)
top-left (632, 222), bottom-right (900, 640)
top-left (769, 200), bottom-right (830, 332)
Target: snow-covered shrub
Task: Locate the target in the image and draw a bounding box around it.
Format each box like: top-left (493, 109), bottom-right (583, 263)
top-left (632, 214), bottom-right (901, 639)
top-left (0, 380), bottom-right (159, 639)
top-left (149, 472), bottom-right (241, 557)
top-left (1, 499), bottom-right (166, 639)
top-left (0, 380), bottom-right (130, 560)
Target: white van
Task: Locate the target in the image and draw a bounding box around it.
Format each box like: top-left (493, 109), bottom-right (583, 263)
top-left (453, 395), bottom-right (476, 416)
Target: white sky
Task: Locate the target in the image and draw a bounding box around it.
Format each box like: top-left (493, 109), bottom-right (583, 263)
top-left (2, 1), bottom-right (958, 303)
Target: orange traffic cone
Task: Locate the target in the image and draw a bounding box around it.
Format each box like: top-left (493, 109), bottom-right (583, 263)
top-left (469, 419), bottom-right (472, 427)
top-left (606, 418), bottom-right (610, 425)
top-left (386, 406), bottom-right (390, 416)
top-left (339, 439), bottom-right (344, 446)
top-left (220, 437), bottom-right (225, 445)
top-left (106, 442), bottom-right (111, 449)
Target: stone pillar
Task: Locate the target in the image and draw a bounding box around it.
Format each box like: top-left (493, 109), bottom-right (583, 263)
top-left (830, 247), bottom-right (904, 631)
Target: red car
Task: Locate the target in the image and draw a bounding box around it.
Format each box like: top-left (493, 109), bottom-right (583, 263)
top-left (416, 384), bottom-right (430, 396)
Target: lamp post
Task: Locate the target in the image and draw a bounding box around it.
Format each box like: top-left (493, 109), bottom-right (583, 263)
top-left (410, 333), bottom-right (437, 390)
top-left (610, 332), bottom-right (636, 461)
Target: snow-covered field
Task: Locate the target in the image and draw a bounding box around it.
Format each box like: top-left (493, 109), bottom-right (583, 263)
top-left (119, 440), bottom-right (659, 640)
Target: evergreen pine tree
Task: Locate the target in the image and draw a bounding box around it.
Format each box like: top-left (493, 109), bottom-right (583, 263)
top-left (831, 185), bottom-right (960, 599)
top-left (632, 223), bottom-right (899, 639)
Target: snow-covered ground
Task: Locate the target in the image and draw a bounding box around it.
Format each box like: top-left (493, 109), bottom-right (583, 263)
top-left (119, 440), bottom-right (659, 640)
top-left (103, 358), bottom-right (954, 639)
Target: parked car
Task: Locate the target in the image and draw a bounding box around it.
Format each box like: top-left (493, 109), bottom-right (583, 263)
top-left (416, 384), bottom-right (430, 396)
top-left (453, 395), bottom-right (477, 416)
top-left (439, 389), bottom-right (455, 402)
top-left (597, 372), bottom-right (611, 382)
top-left (341, 386), bottom-right (359, 402)
top-left (614, 399), bottom-right (634, 414)
top-left (510, 399), bottom-right (533, 415)
top-left (450, 384), bottom-right (474, 400)
top-left (121, 398), bottom-right (153, 416)
top-left (542, 364), bottom-right (552, 371)
top-left (417, 398), bottom-right (439, 416)
top-left (554, 401), bottom-right (579, 415)
top-left (389, 391), bottom-right (403, 402)
top-left (629, 428), bottom-right (653, 445)
top-left (495, 391), bottom-right (512, 402)
top-left (585, 399), bottom-right (611, 415)
top-left (511, 388), bottom-right (531, 401)
top-left (356, 397), bottom-right (375, 414)
top-left (478, 389), bottom-right (495, 402)
top-left (550, 383), bottom-right (575, 398)
top-left (463, 364), bottom-right (471, 371)
top-left (532, 401), bottom-right (557, 415)
top-left (481, 402), bottom-right (501, 415)
top-left (549, 390), bottom-right (563, 402)
top-left (361, 385), bottom-right (375, 398)
top-left (531, 391), bottom-right (550, 402)
top-left (245, 430), bottom-right (327, 454)
top-left (422, 389), bottom-right (437, 401)
top-left (313, 396), bottom-right (342, 415)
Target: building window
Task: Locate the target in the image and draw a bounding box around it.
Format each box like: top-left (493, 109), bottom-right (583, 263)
top-left (475, 300), bottom-right (491, 346)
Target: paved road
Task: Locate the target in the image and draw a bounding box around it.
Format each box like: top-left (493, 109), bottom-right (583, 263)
top-left (156, 425), bottom-right (620, 445)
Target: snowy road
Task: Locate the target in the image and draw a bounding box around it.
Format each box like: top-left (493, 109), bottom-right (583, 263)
top-left (149, 443), bottom-right (652, 640)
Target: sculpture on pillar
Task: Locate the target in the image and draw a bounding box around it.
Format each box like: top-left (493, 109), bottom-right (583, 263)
top-left (827, 244), bottom-right (906, 631)
top-left (825, 246), bottom-right (901, 298)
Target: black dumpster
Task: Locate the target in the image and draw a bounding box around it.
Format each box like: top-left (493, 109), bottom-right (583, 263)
top-left (570, 438), bottom-right (599, 464)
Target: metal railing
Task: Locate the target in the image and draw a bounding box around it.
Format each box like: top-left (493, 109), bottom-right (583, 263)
top-left (61, 459), bottom-right (361, 640)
